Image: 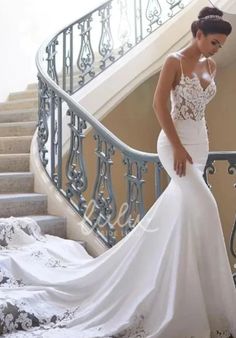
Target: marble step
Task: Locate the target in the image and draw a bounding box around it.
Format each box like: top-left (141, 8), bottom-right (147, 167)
top-left (0, 98), bottom-right (38, 111)
top-left (0, 172), bottom-right (34, 193)
top-left (19, 214), bottom-right (67, 238)
top-left (0, 154), bottom-right (30, 172)
top-left (0, 109), bottom-right (37, 123)
top-left (8, 90), bottom-right (37, 101)
top-left (18, 215), bottom-right (87, 246)
top-left (26, 83), bottom-right (38, 91)
top-left (0, 136), bottom-right (32, 154)
top-left (0, 121), bottom-right (37, 136)
top-left (0, 193), bottom-right (47, 217)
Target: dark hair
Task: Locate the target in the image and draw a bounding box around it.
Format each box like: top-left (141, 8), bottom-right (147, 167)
top-left (191, 6), bottom-right (232, 37)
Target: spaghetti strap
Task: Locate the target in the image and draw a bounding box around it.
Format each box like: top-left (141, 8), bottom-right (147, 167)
top-left (176, 51), bottom-right (184, 76)
top-left (179, 58), bottom-right (184, 76)
top-left (207, 58), bottom-right (212, 77)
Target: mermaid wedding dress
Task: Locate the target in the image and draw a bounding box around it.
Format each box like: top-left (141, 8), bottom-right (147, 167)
top-left (1, 53), bottom-right (236, 338)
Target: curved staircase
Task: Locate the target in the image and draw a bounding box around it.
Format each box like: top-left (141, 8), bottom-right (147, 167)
top-left (0, 84), bottom-right (68, 239)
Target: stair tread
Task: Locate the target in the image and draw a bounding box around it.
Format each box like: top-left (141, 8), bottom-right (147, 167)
top-left (0, 108), bottom-right (37, 114)
top-left (0, 172), bottom-right (33, 177)
top-left (0, 135), bottom-right (32, 140)
top-left (0, 154), bottom-right (30, 173)
top-left (0, 153), bottom-right (30, 157)
top-left (26, 83), bottom-right (37, 88)
top-left (0, 193), bottom-right (47, 199)
top-left (1, 98), bottom-right (37, 104)
top-left (0, 121), bottom-right (37, 127)
top-left (19, 214), bottom-right (67, 239)
top-left (9, 89), bottom-right (37, 95)
top-left (24, 214), bottom-right (66, 221)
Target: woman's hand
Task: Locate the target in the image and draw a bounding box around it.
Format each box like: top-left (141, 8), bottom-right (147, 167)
top-left (173, 144), bottom-right (193, 177)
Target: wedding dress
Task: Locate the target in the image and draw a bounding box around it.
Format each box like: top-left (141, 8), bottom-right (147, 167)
top-left (1, 52), bottom-right (236, 338)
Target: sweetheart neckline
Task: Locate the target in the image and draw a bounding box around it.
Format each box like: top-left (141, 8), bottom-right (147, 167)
top-left (172, 73), bottom-right (216, 93)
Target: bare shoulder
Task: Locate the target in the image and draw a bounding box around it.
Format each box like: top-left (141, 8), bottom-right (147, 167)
top-left (164, 52), bottom-right (181, 66)
top-left (207, 57), bottom-right (217, 76)
top-left (153, 53), bottom-right (180, 108)
top-left (160, 52), bottom-right (180, 76)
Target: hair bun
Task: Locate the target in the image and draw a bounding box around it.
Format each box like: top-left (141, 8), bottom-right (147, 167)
top-left (198, 6), bottom-right (223, 20)
top-left (191, 5), bottom-right (232, 37)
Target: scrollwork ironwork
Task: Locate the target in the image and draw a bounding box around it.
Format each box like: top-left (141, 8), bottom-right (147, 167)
top-left (146, 0), bottom-right (162, 33)
top-left (91, 133), bottom-right (117, 247)
top-left (62, 26), bottom-right (74, 93)
top-left (98, 1), bottom-right (115, 70)
top-left (203, 160), bottom-right (216, 189)
top-left (134, 0), bottom-right (143, 43)
top-left (77, 15), bottom-right (95, 86)
top-left (37, 76), bottom-right (50, 167)
top-left (46, 39), bottom-right (59, 84)
top-left (121, 156), bottom-right (148, 236)
top-left (65, 27), bottom-right (73, 75)
top-left (117, 0), bottom-right (133, 55)
top-left (228, 161), bottom-right (236, 186)
top-left (65, 109), bottom-right (88, 216)
top-left (166, 0), bottom-right (184, 18)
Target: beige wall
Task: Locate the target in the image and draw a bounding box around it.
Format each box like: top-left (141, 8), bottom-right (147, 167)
top-left (205, 60), bottom-right (236, 270)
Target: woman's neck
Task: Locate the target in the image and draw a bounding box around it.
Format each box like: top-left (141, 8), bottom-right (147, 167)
top-left (178, 44), bottom-right (202, 62)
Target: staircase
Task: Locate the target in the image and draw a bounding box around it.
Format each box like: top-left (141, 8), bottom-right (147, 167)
top-left (0, 84), bottom-right (69, 239)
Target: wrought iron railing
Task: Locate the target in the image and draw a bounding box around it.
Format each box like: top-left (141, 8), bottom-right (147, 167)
top-left (42, 0), bottom-right (192, 95)
top-left (36, 0), bottom-right (236, 249)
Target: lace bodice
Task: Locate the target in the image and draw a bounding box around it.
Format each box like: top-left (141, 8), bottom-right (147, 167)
top-left (170, 52), bottom-right (217, 121)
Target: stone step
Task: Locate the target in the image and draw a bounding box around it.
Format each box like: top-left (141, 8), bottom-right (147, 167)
top-left (0, 193), bottom-right (47, 217)
top-left (8, 90), bottom-right (37, 101)
top-left (0, 136), bottom-right (32, 154)
top-left (0, 172), bottom-right (34, 193)
top-left (0, 121), bottom-right (37, 136)
top-left (0, 98), bottom-right (38, 111)
top-left (18, 214), bottom-right (67, 238)
top-left (17, 215), bottom-right (87, 247)
top-left (0, 109), bottom-right (37, 123)
top-left (26, 83), bottom-right (37, 90)
top-left (0, 154), bottom-right (30, 172)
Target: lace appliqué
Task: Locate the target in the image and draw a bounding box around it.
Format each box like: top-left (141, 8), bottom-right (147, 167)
top-left (0, 299), bottom-right (80, 335)
top-left (170, 74), bottom-right (217, 121)
top-left (0, 311), bottom-right (234, 337)
top-left (0, 217), bottom-right (45, 249)
top-left (109, 315), bottom-right (148, 337)
top-left (0, 267), bottom-right (25, 288)
top-left (211, 329), bottom-right (233, 338)
top-left (30, 249), bottom-right (67, 268)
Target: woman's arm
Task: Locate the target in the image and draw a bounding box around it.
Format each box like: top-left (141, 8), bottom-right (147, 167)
top-left (153, 54), bottom-right (193, 177)
top-left (152, 54), bottom-right (183, 150)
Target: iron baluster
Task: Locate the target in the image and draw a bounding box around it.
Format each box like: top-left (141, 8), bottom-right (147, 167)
top-left (98, 1), bottom-right (115, 70)
top-left (91, 133), bottom-right (117, 247)
top-left (66, 109), bottom-right (88, 216)
top-left (77, 15), bottom-right (95, 86)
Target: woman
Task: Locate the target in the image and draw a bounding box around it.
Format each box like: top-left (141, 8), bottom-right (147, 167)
top-left (0, 5), bottom-right (235, 338)
top-left (153, 5), bottom-right (235, 338)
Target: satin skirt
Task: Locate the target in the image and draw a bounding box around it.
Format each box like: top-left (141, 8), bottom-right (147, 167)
top-left (1, 118), bottom-right (236, 338)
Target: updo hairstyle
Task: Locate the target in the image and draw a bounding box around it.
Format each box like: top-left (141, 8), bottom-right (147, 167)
top-left (191, 6), bottom-right (232, 37)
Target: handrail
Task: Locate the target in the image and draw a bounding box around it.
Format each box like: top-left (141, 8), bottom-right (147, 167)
top-left (35, 0), bottom-right (236, 249)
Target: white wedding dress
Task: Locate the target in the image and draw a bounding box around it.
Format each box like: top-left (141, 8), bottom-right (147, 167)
top-left (1, 53), bottom-right (236, 338)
